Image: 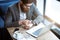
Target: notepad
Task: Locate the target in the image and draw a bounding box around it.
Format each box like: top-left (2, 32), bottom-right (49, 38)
top-left (13, 31), bottom-right (36, 40)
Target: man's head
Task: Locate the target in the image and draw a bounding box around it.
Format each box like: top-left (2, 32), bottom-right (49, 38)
top-left (21, 0), bottom-right (33, 4)
top-left (20, 0), bottom-right (33, 12)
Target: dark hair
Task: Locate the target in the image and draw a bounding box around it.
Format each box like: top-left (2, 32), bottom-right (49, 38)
top-left (20, 0), bottom-right (33, 12)
top-left (21, 0), bottom-right (33, 4)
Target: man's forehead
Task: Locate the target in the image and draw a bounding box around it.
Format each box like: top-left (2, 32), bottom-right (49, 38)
top-left (28, 0), bottom-right (33, 3)
top-left (21, 0), bottom-right (33, 4)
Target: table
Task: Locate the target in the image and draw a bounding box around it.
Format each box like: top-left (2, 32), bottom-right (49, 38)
top-left (7, 27), bottom-right (59, 40)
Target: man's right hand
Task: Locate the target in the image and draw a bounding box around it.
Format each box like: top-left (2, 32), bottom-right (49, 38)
top-left (18, 20), bottom-right (33, 29)
top-left (18, 20), bottom-right (23, 25)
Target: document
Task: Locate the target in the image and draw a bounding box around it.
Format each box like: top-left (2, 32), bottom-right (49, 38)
top-left (13, 31), bottom-right (36, 40)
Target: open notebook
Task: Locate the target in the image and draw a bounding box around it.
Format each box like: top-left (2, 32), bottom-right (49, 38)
top-left (13, 30), bottom-right (36, 40)
top-left (26, 23), bottom-right (52, 37)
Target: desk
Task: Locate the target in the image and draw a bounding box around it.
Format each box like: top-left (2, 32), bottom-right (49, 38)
top-left (7, 27), bottom-right (59, 40)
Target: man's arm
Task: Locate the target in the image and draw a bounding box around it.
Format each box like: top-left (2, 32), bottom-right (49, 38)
top-left (32, 3), bottom-right (44, 25)
top-left (5, 12), bottom-right (19, 27)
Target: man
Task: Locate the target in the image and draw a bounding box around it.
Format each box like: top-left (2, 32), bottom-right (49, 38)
top-left (5, 0), bottom-right (43, 29)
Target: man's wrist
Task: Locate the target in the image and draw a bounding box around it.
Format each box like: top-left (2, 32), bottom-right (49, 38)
top-left (32, 21), bottom-right (37, 26)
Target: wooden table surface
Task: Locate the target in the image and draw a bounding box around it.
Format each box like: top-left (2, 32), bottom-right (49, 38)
top-left (7, 27), bottom-right (59, 40)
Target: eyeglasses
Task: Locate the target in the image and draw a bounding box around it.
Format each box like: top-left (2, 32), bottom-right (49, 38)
top-left (26, 3), bottom-right (32, 6)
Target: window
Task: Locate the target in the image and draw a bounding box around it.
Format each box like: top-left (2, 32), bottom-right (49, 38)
top-left (37, 0), bottom-right (44, 15)
top-left (45, 0), bottom-right (60, 24)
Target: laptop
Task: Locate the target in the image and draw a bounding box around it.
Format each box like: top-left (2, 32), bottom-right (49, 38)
top-left (26, 23), bottom-right (52, 38)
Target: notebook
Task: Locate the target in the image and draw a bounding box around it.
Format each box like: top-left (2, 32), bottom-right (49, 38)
top-left (26, 23), bottom-right (52, 37)
top-left (13, 31), bottom-right (36, 40)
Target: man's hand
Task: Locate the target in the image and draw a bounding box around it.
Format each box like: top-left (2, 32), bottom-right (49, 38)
top-left (18, 20), bottom-right (33, 29)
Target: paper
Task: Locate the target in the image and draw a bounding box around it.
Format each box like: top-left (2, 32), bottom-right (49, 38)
top-left (13, 31), bottom-right (36, 40)
top-left (13, 31), bottom-right (25, 40)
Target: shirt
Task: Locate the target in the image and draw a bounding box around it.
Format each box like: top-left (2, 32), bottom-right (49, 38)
top-left (20, 9), bottom-right (26, 20)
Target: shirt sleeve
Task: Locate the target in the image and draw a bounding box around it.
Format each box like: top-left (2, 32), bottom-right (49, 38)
top-left (32, 3), bottom-right (44, 25)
